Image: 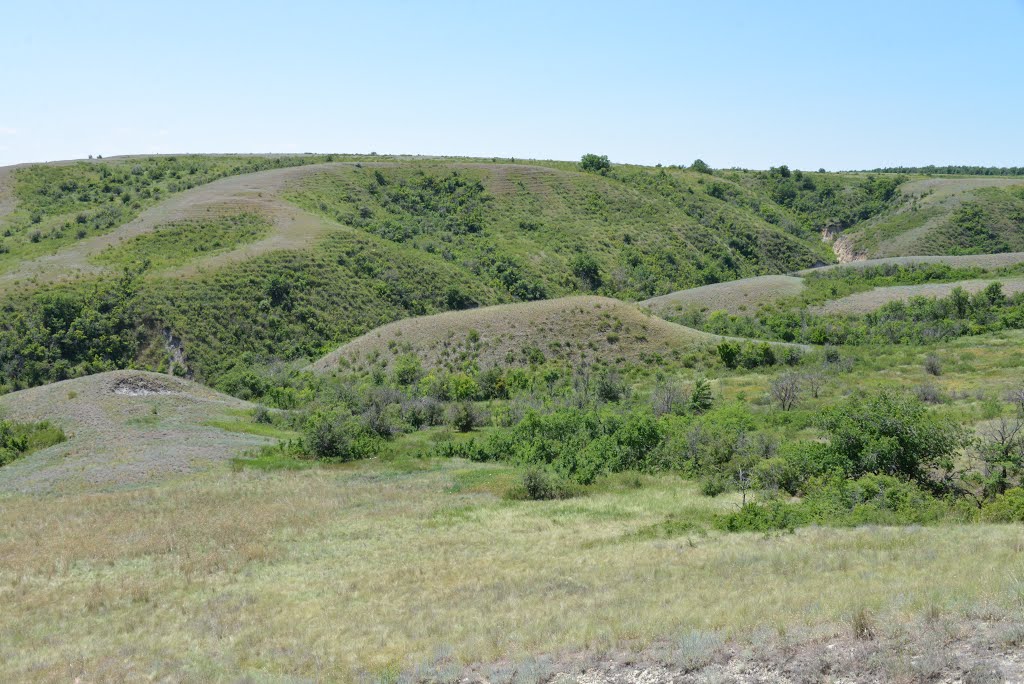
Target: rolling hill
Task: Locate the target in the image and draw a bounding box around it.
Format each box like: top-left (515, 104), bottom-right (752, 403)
top-left (0, 370), bottom-right (282, 494)
top-left (834, 176), bottom-right (1024, 259)
top-left (1, 154), bottom-right (1022, 394)
top-left (310, 296), bottom-right (724, 375)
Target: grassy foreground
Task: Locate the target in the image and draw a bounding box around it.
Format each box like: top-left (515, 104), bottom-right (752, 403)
top-left (2, 455), bottom-right (1023, 682)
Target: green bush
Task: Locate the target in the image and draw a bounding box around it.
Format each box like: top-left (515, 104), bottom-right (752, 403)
top-left (303, 410), bottom-right (381, 461)
top-left (981, 488), bottom-right (1024, 522)
top-left (818, 390), bottom-right (968, 485)
top-left (507, 468), bottom-right (577, 500)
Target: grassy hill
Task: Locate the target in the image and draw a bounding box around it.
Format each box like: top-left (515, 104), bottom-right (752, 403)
top-left (836, 177), bottom-right (1024, 258)
top-left (0, 155), bottom-right (875, 392)
top-left (0, 370), bottom-right (288, 494)
top-left (310, 296), bottom-right (722, 376)
top-left (7, 154), bottom-right (1024, 682)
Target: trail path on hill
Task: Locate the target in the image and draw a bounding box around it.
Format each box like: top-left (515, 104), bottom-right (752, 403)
top-left (0, 163), bottom-right (350, 293)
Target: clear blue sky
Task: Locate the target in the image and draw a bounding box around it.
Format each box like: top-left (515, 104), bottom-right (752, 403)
top-left (2, 1), bottom-right (1022, 169)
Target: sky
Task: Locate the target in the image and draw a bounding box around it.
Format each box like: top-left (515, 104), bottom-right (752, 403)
top-left (1, 0), bottom-right (1022, 170)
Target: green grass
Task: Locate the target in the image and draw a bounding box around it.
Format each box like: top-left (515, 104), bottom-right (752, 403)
top-left (203, 419), bottom-right (300, 440)
top-left (93, 212), bottom-right (271, 270)
top-left (3, 459), bottom-right (1023, 681)
top-left (0, 154), bottom-right (337, 267)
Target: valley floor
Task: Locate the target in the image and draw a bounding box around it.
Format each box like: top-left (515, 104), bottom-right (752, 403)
top-left (3, 454), bottom-right (1023, 682)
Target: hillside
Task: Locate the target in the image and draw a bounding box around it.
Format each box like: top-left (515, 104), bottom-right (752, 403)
top-left (310, 296), bottom-right (722, 375)
top-left (2, 155), bottom-right (1023, 394)
top-left (0, 155), bottom-right (870, 392)
top-left (0, 370), bottom-right (283, 494)
top-left (639, 274), bottom-right (805, 317)
top-left (835, 176), bottom-right (1024, 258)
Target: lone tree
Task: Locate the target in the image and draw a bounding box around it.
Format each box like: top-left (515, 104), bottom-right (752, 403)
top-left (579, 153), bottom-right (611, 174)
top-left (690, 159), bottom-right (713, 174)
top-left (771, 373), bottom-right (802, 411)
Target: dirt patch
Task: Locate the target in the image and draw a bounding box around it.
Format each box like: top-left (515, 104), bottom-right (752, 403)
top-left (111, 374), bottom-right (176, 396)
top-left (795, 252), bottom-right (1024, 276)
top-left (440, 618), bottom-right (1024, 684)
top-left (641, 275), bottom-right (806, 316)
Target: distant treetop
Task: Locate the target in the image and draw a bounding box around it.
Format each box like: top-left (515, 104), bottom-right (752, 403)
top-left (579, 153), bottom-right (611, 174)
top-left (866, 165), bottom-right (1024, 176)
top-left (690, 159), bottom-right (713, 174)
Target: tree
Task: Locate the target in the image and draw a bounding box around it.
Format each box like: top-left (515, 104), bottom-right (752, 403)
top-left (770, 373), bottom-right (802, 411)
top-left (579, 153), bottom-right (611, 174)
top-left (570, 254), bottom-right (603, 289)
top-left (818, 391), bottom-right (968, 485)
top-left (802, 372), bottom-right (825, 399)
top-left (690, 159), bottom-right (713, 174)
top-left (689, 377), bottom-right (714, 414)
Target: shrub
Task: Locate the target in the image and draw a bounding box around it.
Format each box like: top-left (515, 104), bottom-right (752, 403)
top-left (914, 383), bottom-right (944, 404)
top-left (447, 402), bottom-right (481, 432)
top-left (595, 369), bottom-right (626, 402)
top-left (392, 353), bottom-right (422, 386)
top-left (446, 373), bottom-right (479, 401)
top-left (477, 367), bottom-right (508, 400)
top-left (303, 410), bottom-right (381, 461)
top-left (981, 488), bottom-right (1024, 522)
top-left (924, 354), bottom-right (942, 376)
top-left (509, 468), bottom-right (577, 500)
top-left (717, 341), bottom-right (740, 369)
top-left (252, 404), bottom-right (272, 424)
top-left (570, 253), bottom-right (603, 289)
top-left (818, 390), bottom-right (968, 485)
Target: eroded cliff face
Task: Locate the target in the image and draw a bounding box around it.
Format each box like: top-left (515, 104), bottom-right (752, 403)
top-left (821, 225), bottom-right (865, 263)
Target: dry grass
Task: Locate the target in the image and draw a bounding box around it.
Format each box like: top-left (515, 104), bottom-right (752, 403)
top-left (795, 252), bottom-right (1024, 275)
top-left (815, 277), bottom-right (1024, 315)
top-left (310, 296), bottom-right (720, 373)
top-left (639, 275), bottom-right (806, 316)
top-left (1, 461), bottom-right (1023, 682)
top-left (0, 370), bottom-right (272, 494)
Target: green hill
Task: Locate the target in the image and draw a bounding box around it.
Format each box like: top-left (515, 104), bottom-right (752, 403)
top-left (836, 177), bottom-right (1024, 258)
top-left (3, 154), bottom-right (1019, 393)
top-left (310, 296), bottom-right (722, 376)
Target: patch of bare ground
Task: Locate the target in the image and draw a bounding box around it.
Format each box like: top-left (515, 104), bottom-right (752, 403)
top-left (0, 370), bottom-right (270, 494)
top-left (816, 278), bottom-right (1024, 315)
top-left (0, 162), bottom-right (351, 293)
top-left (446, 618), bottom-right (1024, 684)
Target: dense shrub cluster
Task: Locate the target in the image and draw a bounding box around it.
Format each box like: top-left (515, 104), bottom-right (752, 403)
top-left (0, 419), bottom-right (66, 466)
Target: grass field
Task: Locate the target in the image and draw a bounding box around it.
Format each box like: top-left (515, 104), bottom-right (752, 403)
top-left (2, 457), bottom-right (1023, 682)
